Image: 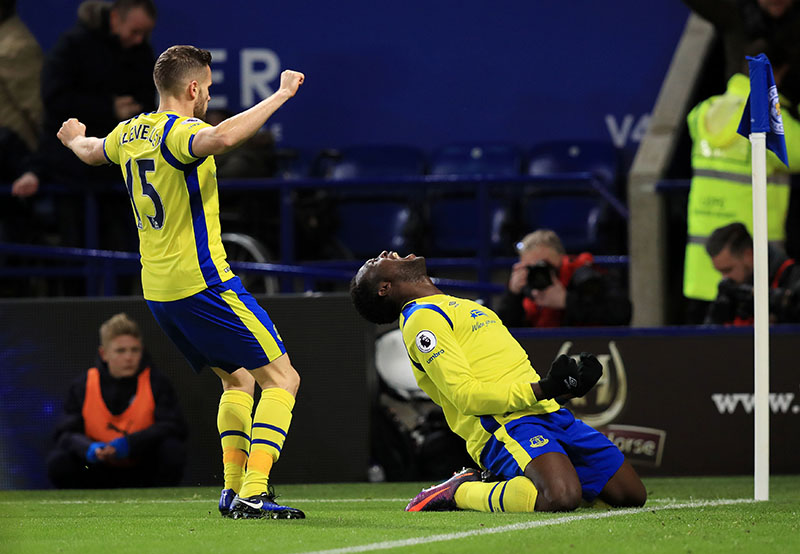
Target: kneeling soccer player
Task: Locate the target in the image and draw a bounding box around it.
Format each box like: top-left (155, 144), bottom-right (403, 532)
top-left (350, 251), bottom-right (646, 512)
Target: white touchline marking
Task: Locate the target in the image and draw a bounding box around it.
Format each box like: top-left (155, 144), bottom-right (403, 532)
top-left (1, 497), bottom-right (752, 508)
top-left (297, 499), bottom-right (759, 554)
top-left (2, 498), bottom-right (408, 505)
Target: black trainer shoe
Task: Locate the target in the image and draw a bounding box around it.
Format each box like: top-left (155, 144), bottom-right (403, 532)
top-left (229, 488), bottom-right (305, 520)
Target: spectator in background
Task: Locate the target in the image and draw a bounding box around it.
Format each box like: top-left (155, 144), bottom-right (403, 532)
top-left (0, 0), bottom-right (43, 249)
top-left (46, 313), bottom-right (188, 488)
top-left (495, 230), bottom-right (632, 328)
top-left (0, 0), bottom-right (43, 158)
top-left (682, 62), bottom-right (800, 322)
top-left (10, 0), bottom-right (157, 251)
top-left (205, 108), bottom-right (278, 179)
top-left (704, 222), bottom-right (800, 324)
top-left (203, 109), bottom-right (280, 268)
top-left (682, 1), bottom-right (800, 263)
top-left (682, 0), bottom-right (800, 109)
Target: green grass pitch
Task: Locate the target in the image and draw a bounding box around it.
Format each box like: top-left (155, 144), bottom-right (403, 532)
top-left (2, 475), bottom-right (798, 553)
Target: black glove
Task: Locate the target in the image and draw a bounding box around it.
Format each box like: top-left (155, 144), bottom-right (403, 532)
top-left (537, 354), bottom-right (580, 399)
top-left (538, 353), bottom-right (603, 400)
top-left (574, 352), bottom-right (602, 397)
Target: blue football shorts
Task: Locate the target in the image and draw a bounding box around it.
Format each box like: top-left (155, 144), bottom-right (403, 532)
top-left (147, 276), bottom-right (286, 374)
top-left (479, 408), bottom-right (624, 501)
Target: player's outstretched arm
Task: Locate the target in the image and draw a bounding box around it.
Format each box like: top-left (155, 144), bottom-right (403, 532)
top-left (57, 118), bottom-right (108, 166)
top-left (191, 69), bottom-right (304, 158)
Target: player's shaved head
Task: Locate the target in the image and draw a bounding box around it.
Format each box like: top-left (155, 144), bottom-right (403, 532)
top-left (153, 45), bottom-right (212, 97)
top-left (350, 253), bottom-right (431, 324)
top-left (350, 269), bottom-right (400, 324)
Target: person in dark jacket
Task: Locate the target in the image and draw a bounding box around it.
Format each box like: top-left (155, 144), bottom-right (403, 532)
top-left (495, 230), bottom-right (632, 328)
top-left (682, 0), bottom-right (800, 109)
top-left (704, 222), bottom-right (800, 325)
top-left (11, 0), bottom-right (157, 251)
top-left (46, 312), bottom-right (188, 488)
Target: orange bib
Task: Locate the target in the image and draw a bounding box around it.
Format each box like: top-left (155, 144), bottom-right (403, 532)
top-left (82, 367), bottom-right (156, 442)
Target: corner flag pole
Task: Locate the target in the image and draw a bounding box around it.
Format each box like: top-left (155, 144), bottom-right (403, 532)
top-left (738, 53), bottom-right (790, 502)
top-left (749, 130), bottom-right (769, 502)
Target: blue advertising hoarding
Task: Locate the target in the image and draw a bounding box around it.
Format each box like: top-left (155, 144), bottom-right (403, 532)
top-left (19, 1), bottom-right (689, 155)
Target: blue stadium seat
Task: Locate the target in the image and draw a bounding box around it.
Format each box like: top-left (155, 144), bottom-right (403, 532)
top-left (273, 147), bottom-right (314, 179)
top-left (329, 145), bottom-right (427, 179)
top-left (325, 145), bottom-right (427, 259)
top-left (523, 140), bottom-right (623, 253)
top-left (429, 143), bottom-right (522, 177)
top-left (427, 143), bottom-right (523, 256)
top-left (526, 140), bottom-right (620, 188)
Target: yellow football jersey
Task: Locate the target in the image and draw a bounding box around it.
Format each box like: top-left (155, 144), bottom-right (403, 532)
top-left (103, 111), bottom-right (234, 301)
top-left (399, 294), bottom-right (559, 466)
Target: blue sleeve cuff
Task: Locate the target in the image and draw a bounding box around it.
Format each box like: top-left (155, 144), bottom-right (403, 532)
top-left (188, 134), bottom-right (197, 158)
top-left (102, 138), bottom-right (113, 164)
top-left (109, 437), bottom-right (130, 459)
top-left (86, 441), bottom-right (106, 463)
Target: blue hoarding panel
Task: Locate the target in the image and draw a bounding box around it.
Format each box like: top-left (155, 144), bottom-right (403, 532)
top-left (20, 1), bottom-right (689, 154)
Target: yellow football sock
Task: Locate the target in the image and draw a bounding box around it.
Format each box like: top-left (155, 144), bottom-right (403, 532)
top-left (239, 387), bottom-right (295, 498)
top-left (454, 476), bottom-right (538, 512)
top-left (217, 390), bottom-right (254, 493)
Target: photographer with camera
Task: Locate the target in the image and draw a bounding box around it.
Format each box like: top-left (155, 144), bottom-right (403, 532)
top-left (704, 222), bottom-right (800, 325)
top-left (495, 230), bottom-right (632, 328)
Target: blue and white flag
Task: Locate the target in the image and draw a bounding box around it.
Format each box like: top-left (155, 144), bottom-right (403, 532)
top-left (737, 53), bottom-right (789, 167)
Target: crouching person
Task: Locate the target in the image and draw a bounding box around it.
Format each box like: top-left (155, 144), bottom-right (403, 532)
top-left (47, 313), bottom-right (188, 488)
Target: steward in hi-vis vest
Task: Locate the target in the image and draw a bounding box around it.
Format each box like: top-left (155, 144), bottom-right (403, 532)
top-left (683, 73), bottom-right (800, 302)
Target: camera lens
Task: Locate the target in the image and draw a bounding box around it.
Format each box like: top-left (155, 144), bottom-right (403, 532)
top-left (527, 262), bottom-right (553, 290)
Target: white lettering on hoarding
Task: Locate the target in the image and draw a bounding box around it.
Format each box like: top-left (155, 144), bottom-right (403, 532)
top-left (202, 48), bottom-right (283, 111)
top-left (207, 49), bottom-right (228, 109)
top-left (241, 48), bottom-right (281, 107)
top-left (605, 113), bottom-right (650, 148)
top-left (711, 393), bottom-right (797, 414)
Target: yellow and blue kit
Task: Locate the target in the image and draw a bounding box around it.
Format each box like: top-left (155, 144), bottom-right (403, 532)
top-left (400, 294), bottom-right (623, 499)
top-left (104, 111), bottom-right (285, 373)
top-left (103, 111), bottom-right (231, 301)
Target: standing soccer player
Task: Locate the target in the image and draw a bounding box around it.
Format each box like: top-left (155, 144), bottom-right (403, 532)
top-left (58, 45), bottom-right (305, 519)
top-left (350, 251), bottom-right (646, 512)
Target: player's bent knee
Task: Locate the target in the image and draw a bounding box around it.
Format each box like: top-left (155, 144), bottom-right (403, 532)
top-left (214, 366), bottom-right (256, 394)
top-left (630, 491), bottom-right (647, 507)
top-left (618, 484), bottom-right (647, 508)
top-left (535, 494), bottom-right (581, 512)
top-left (252, 357), bottom-right (300, 396)
top-left (604, 483), bottom-right (647, 508)
top-left (284, 367), bottom-right (300, 396)
top-left (535, 480), bottom-right (582, 512)
top-left (601, 462), bottom-right (648, 508)
top-left (277, 362), bottom-right (300, 394)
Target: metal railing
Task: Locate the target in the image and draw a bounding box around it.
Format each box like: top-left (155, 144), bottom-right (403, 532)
top-left (0, 241), bottom-right (509, 296)
top-left (1, 172), bottom-right (629, 295)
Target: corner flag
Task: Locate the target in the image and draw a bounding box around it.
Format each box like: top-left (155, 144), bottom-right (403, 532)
top-left (737, 53), bottom-right (789, 167)
top-left (736, 52), bottom-right (782, 502)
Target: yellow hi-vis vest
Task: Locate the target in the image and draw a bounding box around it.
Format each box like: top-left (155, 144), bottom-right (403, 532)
top-left (683, 73), bottom-right (798, 301)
